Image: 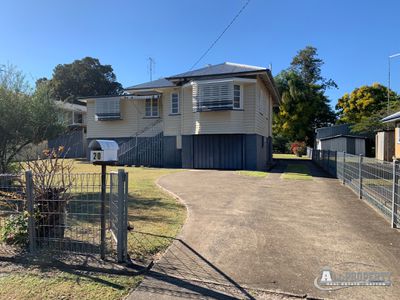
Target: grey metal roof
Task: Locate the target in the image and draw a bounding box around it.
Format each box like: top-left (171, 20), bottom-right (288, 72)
top-left (125, 78), bottom-right (175, 90)
top-left (381, 111), bottom-right (400, 123)
top-left (124, 62), bottom-right (267, 90)
top-left (315, 123), bottom-right (366, 139)
top-left (167, 62), bottom-right (266, 79)
top-left (319, 134), bottom-right (366, 141)
top-left (316, 124), bottom-right (351, 139)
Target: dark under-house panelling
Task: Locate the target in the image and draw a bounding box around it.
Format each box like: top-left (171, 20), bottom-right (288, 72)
top-left (163, 136), bottom-right (182, 168)
top-left (192, 134), bottom-right (244, 170)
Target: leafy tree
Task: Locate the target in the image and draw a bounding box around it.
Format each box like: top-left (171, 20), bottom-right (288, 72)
top-left (351, 98), bottom-right (400, 134)
top-left (35, 77), bottom-right (49, 88)
top-left (336, 83), bottom-right (398, 124)
top-left (273, 46), bottom-right (336, 145)
top-left (50, 57), bottom-right (122, 102)
top-left (0, 64), bottom-right (63, 173)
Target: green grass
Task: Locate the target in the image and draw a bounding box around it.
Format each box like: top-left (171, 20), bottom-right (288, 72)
top-left (0, 273), bottom-right (143, 300)
top-left (281, 164), bottom-right (313, 180)
top-left (237, 170), bottom-right (268, 178)
top-left (273, 153), bottom-right (310, 160)
top-left (0, 160), bottom-right (187, 300)
top-left (362, 178), bottom-right (392, 186)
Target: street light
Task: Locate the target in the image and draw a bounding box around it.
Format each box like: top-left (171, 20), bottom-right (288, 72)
top-left (388, 53), bottom-right (400, 112)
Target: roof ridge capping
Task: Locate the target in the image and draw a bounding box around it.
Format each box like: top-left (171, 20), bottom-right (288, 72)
top-left (224, 62), bottom-right (266, 70)
top-left (165, 62), bottom-right (268, 80)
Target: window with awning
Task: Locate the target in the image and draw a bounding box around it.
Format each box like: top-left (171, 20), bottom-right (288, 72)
top-left (95, 98), bottom-right (121, 121)
top-left (192, 80), bottom-right (242, 112)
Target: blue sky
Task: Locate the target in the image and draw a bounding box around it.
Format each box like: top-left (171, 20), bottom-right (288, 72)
top-left (1, 0), bottom-right (400, 107)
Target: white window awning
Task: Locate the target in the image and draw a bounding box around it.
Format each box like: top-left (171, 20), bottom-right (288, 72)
top-left (124, 91), bottom-right (161, 100)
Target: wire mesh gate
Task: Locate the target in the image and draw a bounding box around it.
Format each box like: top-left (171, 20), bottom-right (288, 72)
top-left (0, 170), bottom-right (129, 262)
top-left (109, 170), bottom-right (128, 262)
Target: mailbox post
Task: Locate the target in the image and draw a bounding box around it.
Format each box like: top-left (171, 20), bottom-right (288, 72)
top-left (88, 140), bottom-right (119, 259)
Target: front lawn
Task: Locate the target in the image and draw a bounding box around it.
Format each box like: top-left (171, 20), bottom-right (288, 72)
top-left (281, 164), bottom-right (313, 180)
top-left (0, 160), bottom-right (186, 300)
top-left (273, 153), bottom-right (310, 160)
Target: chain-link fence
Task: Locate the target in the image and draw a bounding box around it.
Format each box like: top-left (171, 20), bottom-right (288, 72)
top-left (0, 170), bottom-right (128, 262)
top-left (311, 149), bottom-right (400, 228)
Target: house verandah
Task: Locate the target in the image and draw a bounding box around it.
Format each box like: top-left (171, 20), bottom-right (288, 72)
top-left (82, 63), bottom-right (280, 171)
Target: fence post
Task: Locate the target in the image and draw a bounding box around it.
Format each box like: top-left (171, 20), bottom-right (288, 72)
top-left (343, 152), bottom-right (346, 185)
top-left (124, 171), bottom-right (129, 261)
top-left (392, 160), bottom-right (399, 228)
top-left (359, 154), bottom-right (363, 199)
top-left (109, 173), bottom-right (113, 229)
top-left (327, 150), bottom-right (330, 173)
top-left (334, 151), bottom-right (338, 177)
top-left (100, 165), bottom-right (106, 260)
top-left (26, 170), bottom-right (36, 253)
top-left (117, 169), bottom-right (126, 262)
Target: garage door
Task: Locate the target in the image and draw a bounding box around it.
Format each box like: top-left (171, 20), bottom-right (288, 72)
top-left (193, 134), bottom-right (244, 169)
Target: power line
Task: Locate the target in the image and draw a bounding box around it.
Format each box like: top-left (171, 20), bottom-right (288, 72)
top-left (189, 0), bottom-right (251, 70)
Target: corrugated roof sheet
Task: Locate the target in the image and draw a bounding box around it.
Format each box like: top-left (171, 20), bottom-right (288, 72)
top-left (315, 124), bottom-right (366, 139)
top-left (319, 134), bottom-right (366, 141)
top-left (125, 78), bottom-right (174, 90)
top-left (382, 111), bottom-right (400, 123)
top-left (167, 62), bottom-right (266, 79)
top-left (316, 124), bottom-right (351, 139)
top-left (124, 62), bottom-right (267, 90)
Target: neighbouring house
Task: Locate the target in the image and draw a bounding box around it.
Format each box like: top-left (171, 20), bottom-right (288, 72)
top-left (315, 124), bottom-right (366, 155)
top-left (81, 62), bottom-right (280, 170)
top-left (379, 111), bottom-right (400, 160)
top-left (48, 101), bottom-right (87, 158)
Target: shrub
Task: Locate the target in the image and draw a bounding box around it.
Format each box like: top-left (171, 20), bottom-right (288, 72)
top-left (0, 212), bottom-right (29, 246)
top-left (291, 141), bottom-right (307, 156)
top-left (1, 147), bottom-right (74, 246)
top-left (23, 147), bottom-right (74, 240)
top-left (273, 134), bottom-right (291, 153)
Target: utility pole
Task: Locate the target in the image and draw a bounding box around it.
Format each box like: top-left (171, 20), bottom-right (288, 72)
top-left (148, 57), bottom-right (155, 81)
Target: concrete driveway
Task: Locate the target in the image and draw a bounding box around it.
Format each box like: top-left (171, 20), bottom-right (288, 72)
top-left (129, 160), bottom-right (400, 299)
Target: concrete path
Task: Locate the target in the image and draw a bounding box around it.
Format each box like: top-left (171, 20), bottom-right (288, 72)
top-left (129, 160), bottom-right (400, 299)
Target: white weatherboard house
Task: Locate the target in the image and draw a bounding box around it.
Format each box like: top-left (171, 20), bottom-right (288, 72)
top-left (82, 62), bottom-right (280, 170)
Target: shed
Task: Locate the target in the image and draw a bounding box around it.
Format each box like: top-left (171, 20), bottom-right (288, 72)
top-left (315, 124), bottom-right (366, 155)
top-left (380, 111), bottom-right (400, 160)
top-left (318, 135), bottom-right (366, 155)
top-left (375, 130), bottom-right (395, 161)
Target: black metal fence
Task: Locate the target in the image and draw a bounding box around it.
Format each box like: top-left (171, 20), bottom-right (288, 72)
top-left (0, 170), bottom-right (128, 262)
top-left (311, 149), bottom-right (400, 228)
top-left (118, 132), bottom-right (164, 167)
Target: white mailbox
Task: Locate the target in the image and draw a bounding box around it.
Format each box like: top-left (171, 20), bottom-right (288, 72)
top-left (88, 140), bottom-right (119, 163)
